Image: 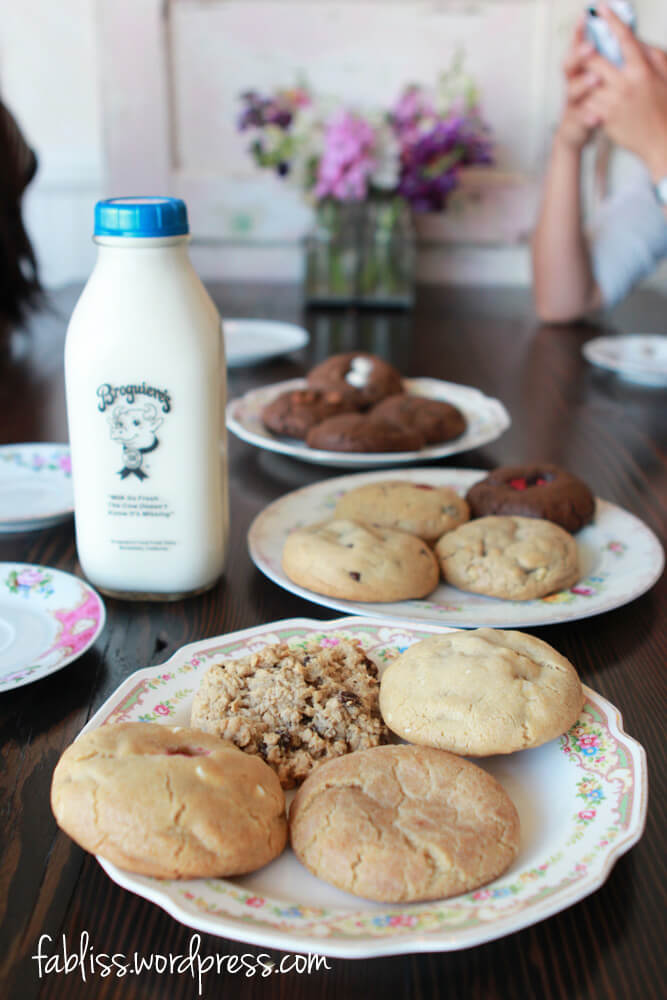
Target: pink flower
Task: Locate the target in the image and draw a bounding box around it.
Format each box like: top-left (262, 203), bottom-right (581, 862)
top-left (578, 809), bottom-right (596, 821)
top-left (571, 586), bottom-right (594, 596)
top-left (245, 896), bottom-right (264, 908)
top-left (320, 637), bottom-right (340, 647)
top-left (17, 569), bottom-right (42, 587)
top-left (388, 915), bottom-right (416, 927)
top-left (473, 889), bottom-right (492, 901)
top-left (315, 111), bottom-right (377, 202)
top-left (154, 704), bottom-right (170, 716)
top-left (59, 454), bottom-right (72, 474)
top-left (578, 735), bottom-right (599, 748)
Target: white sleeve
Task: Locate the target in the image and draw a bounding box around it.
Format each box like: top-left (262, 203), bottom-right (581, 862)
top-left (589, 179), bottom-right (667, 308)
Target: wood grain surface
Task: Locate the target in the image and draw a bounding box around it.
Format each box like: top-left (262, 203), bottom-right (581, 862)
top-left (0, 283), bottom-right (665, 1000)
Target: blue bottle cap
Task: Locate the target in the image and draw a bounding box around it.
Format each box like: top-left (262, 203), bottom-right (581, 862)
top-left (94, 197), bottom-right (189, 237)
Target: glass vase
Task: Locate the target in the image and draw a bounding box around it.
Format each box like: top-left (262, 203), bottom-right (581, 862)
top-left (304, 196), bottom-right (415, 308)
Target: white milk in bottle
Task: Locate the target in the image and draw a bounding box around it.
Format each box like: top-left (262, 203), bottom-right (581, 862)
top-left (65, 197), bottom-right (229, 599)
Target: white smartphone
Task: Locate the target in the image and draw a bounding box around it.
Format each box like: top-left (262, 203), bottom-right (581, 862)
top-left (585, 2), bottom-right (637, 66)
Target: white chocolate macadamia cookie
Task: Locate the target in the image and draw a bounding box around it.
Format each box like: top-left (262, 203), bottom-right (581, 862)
top-left (380, 628), bottom-right (585, 756)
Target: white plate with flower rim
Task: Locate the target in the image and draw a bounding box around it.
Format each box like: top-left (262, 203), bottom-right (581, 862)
top-left (223, 319), bottom-right (310, 369)
top-left (0, 443), bottom-right (74, 532)
top-left (84, 616), bottom-right (647, 959)
top-left (248, 468), bottom-right (664, 629)
top-left (0, 564), bottom-right (106, 692)
top-left (583, 334), bottom-right (667, 386)
top-left (226, 377), bottom-right (510, 467)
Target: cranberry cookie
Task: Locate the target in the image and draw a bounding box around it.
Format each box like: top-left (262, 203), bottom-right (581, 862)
top-left (51, 722), bottom-right (287, 878)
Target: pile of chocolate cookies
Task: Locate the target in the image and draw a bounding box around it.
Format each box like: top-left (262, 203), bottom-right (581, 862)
top-left (261, 351), bottom-right (467, 452)
top-left (281, 464), bottom-right (596, 603)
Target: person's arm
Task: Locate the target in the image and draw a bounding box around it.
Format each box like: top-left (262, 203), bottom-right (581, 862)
top-left (531, 25), bottom-right (603, 323)
top-left (584, 6), bottom-right (667, 221)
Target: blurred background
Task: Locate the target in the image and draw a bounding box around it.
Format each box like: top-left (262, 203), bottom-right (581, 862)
top-left (2, 0), bottom-right (666, 292)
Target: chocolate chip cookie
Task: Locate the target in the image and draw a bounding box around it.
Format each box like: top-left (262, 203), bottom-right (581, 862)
top-left (282, 518), bottom-right (440, 601)
top-left (191, 639), bottom-right (389, 789)
top-left (334, 480), bottom-right (469, 542)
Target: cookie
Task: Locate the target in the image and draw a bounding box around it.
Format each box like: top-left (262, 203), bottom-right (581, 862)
top-left (306, 414), bottom-right (424, 453)
top-left (289, 744), bottom-right (520, 902)
top-left (379, 628), bottom-right (585, 756)
top-left (370, 394), bottom-right (467, 444)
top-left (50, 722), bottom-right (287, 878)
top-left (435, 515), bottom-right (579, 600)
top-left (334, 480), bottom-right (469, 543)
top-left (282, 519), bottom-right (440, 601)
top-left (307, 352), bottom-right (403, 408)
top-left (191, 640), bottom-right (389, 789)
top-left (465, 464), bottom-right (595, 533)
top-left (261, 387), bottom-right (360, 440)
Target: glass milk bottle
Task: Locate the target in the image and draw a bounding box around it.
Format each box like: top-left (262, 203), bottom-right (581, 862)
top-left (65, 197), bottom-right (229, 599)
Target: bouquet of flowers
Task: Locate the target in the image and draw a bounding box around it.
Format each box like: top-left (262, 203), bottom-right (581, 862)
top-left (237, 59), bottom-right (492, 304)
top-left (237, 58), bottom-right (493, 213)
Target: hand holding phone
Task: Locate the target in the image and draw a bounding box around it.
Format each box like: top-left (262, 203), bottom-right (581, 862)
top-left (585, 2), bottom-right (637, 66)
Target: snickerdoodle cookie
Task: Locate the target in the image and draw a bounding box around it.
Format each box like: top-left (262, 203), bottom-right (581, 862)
top-left (379, 628), bottom-right (585, 756)
top-left (289, 744), bottom-right (520, 902)
top-left (50, 722), bottom-right (287, 878)
top-left (191, 639), bottom-right (389, 789)
top-left (435, 515), bottom-right (579, 600)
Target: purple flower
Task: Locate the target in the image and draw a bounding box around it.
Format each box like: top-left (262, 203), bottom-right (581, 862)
top-left (398, 114), bottom-right (493, 212)
top-left (314, 111), bottom-right (377, 202)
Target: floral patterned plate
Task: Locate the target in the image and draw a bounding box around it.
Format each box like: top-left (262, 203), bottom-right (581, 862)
top-left (84, 616), bottom-right (647, 958)
top-left (0, 443), bottom-right (74, 532)
top-left (0, 564), bottom-right (105, 692)
top-left (248, 467), bottom-right (664, 628)
top-left (226, 377), bottom-right (510, 467)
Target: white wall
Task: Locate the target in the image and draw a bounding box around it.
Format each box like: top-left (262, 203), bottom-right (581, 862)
top-left (1, 0), bottom-right (665, 291)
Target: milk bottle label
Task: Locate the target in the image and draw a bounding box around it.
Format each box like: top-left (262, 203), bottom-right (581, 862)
top-left (95, 380), bottom-right (177, 549)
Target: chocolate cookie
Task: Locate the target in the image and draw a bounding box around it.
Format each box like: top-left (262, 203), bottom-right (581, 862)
top-left (466, 464), bottom-right (595, 533)
top-left (191, 640), bottom-right (389, 789)
top-left (371, 394), bottom-right (467, 444)
top-left (306, 414), bottom-right (424, 453)
top-left (261, 387), bottom-right (360, 440)
top-left (307, 352), bottom-right (403, 408)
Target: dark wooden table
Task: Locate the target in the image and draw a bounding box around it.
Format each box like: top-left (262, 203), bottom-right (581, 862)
top-left (1, 283), bottom-right (665, 1000)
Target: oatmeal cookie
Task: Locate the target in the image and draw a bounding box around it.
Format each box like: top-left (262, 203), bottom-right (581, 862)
top-left (191, 639), bottom-right (390, 788)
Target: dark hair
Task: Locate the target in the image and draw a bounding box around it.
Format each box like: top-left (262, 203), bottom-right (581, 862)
top-left (0, 100), bottom-right (42, 324)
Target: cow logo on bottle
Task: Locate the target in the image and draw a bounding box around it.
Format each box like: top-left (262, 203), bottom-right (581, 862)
top-left (108, 403), bottom-right (163, 480)
top-left (97, 382), bottom-right (171, 480)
